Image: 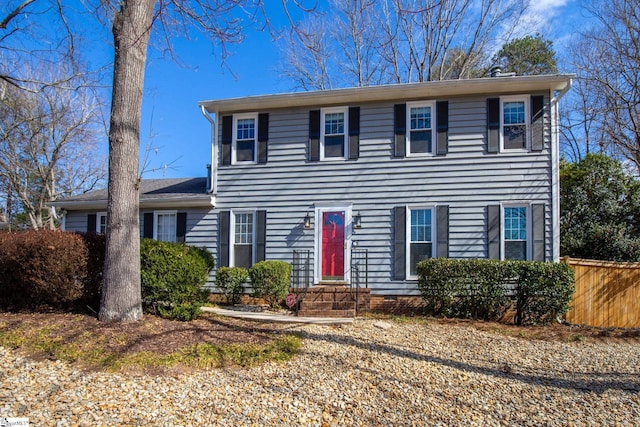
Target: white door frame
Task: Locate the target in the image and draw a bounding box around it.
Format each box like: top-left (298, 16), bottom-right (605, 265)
top-left (313, 204), bottom-right (352, 284)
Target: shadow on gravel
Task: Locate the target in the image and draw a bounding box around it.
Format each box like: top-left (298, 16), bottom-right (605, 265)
top-left (298, 330), bottom-right (640, 395)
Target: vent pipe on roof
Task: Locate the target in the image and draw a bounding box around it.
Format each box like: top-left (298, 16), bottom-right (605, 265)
top-left (490, 65), bottom-right (516, 78)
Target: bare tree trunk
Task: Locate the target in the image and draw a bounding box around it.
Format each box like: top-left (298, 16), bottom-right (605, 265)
top-left (99, 0), bottom-right (155, 322)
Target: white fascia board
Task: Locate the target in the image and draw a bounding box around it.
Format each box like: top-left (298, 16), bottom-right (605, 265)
top-left (200, 74), bottom-right (575, 114)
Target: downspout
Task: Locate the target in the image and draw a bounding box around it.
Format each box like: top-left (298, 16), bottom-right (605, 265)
top-left (549, 79), bottom-right (573, 262)
top-left (200, 105), bottom-right (218, 204)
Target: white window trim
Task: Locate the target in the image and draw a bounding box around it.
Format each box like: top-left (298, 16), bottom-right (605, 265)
top-left (96, 211), bottom-right (107, 234)
top-left (501, 203), bottom-right (532, 261)
top-left (313, 205), bottom-right (352, 284)
top-left (405, 204), bottom-right (436, 280)
top-left (153, 210), bottom-right (177, 242)
top-left (320, 106), bottom-right (349, 161)
top-left (232, 112), bottom-right (258, 165)
top-left (230, 210), bottom-right (257, 267)
top-left (406, 101), bottom-right (436, 157)
top-left (500, 95), bottom-right (530, 152)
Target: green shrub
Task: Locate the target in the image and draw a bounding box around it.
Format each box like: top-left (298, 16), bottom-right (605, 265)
top-left (248, 260), bottom-right (292, 309)
top-left (417, 258), bottom-right (513, 319)
top-left (0, 230), bottom-right (90, 310)
top-left (416, 258), bottom-right (575, 324)
top-left (515, 261), bottom-right (575, 325)
top-left (140, 239), bottom-right (214, 321)
top-left (216, 266), bottom-right (249, 305)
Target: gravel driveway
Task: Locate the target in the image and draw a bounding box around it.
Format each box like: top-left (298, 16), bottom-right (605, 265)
top-left (1, 318), bottom-right (639, 426)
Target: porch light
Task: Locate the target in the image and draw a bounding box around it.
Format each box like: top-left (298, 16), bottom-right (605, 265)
top-left (303, 212), bottom-right (311, 229)
top-left (354, 212), bottom-right (362, 229)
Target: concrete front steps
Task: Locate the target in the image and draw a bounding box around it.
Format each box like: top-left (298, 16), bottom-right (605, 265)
top-left (296, 286), bottom-right (370, 318)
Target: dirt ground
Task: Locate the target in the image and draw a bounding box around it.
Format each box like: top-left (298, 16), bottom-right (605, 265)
top-left (1, 310), bottom-right (639, 358)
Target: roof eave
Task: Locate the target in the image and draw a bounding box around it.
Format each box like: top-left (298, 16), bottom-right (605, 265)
top-left (199, 74), bottom-right (575, 114)
top-left (50, 197), bottom-right (214, 211)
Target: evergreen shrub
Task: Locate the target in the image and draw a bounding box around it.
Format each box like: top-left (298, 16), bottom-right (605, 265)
top-left (248, 260), bottom-right (291, 309)
top-left (216, 266), bottom-right (249, 305)
top-left (416, 258), bottom-right (575, 325)
top-left (140, 239), bottom-right (214, 321)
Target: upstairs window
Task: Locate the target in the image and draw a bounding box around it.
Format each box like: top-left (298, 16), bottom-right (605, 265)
top-left (321, 107), bottom-right (348, 159)
top-left (233, 114), bottom-right (257, 163)
top-left (501, 96), bottom-right (529, 150)
top-left (407, 102), bottom-right (435, 155)
top-left (503, 206), bottom-right (528, 260)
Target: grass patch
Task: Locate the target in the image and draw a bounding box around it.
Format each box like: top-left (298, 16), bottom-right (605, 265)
top-left (0, 313), bottom-right (302, 373)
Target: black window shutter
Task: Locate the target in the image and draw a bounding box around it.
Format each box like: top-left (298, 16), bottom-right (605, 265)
top-left (531, 96), bottom-right (544, 151)
top-left (436, 101), bottom-right (449, 155)
top-left (143, 212), bottom-right (154, 239)
top-left (393, 104), bottom-right (406, 158)
top-left (176, 212), bottom-right (187, 243)
top-left (221, 115), bottom-right (232, 165)
top-left (348, 107), bottom-right (360, 160)
top-left (532, 203), bottom-right (545, 261)
top-left (436, 205), bottom-right (449, 258)
top-left (258, 113), bottom-right (269, 163)
top-left (219, 211), bottom-right (230, 267)
top-left (487, 205), bottom-right (500, 259)
top-left (393, 206), bottom-right (406, 280)
top-left (87, 214), bottom-right (96, 233)
top-left (309, 110), bottom-right (321, 161)
top-left (487, 98), bottom-right (500, 153)
top-left (256, 210), bottom-right (267, 263)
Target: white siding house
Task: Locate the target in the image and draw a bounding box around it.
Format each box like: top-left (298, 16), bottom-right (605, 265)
top-left (54, 74), bottom-right (573, 301)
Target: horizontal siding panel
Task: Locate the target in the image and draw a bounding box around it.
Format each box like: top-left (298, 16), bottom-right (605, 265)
top-left (211, 94), bottom-right (554, 293)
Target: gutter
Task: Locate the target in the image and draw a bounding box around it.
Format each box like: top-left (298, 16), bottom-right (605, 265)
top-left (200, 105), bottom-right (218, 201)
top-left (549, 78), bottom-right (573, 262)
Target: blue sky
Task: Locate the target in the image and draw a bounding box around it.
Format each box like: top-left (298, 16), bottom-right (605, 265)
top-left (104, 0), bottom-right (587, 179)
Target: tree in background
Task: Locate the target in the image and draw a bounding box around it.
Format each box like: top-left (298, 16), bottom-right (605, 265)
top-left (491, 33), bottom-right (558, 76)
top-left (0, 70), bottom-right (105, 230)
top-left (560, 153), bottom-right (640, 262)
top-left (562, 0), bottom-right (640, 170)
top-left (280, 0), bottom-right (528, 89)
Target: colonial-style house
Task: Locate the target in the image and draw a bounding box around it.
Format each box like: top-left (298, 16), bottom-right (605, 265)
top-left (54, 73), bottom-right (573, 315)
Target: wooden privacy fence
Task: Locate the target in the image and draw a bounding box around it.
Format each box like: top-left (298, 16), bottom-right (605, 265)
top-left (564, 257), bottom-right (640, 328)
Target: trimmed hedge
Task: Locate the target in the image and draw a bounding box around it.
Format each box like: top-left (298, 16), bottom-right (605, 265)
top-left (0, 230), bottom-right (104, 311)
top-left (140, 239), bottom-right (214, 321)
top-left (216, 266), bottom-right (249, 305)
top-left (417, 258), bottom-right (575, 325)
top-left (248, 260), bottom-right (292, 309)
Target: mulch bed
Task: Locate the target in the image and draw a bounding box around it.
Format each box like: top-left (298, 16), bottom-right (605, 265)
top-left (0, 311), bottom-right (293, 356)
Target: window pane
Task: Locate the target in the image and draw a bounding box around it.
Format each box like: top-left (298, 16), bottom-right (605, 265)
top-left (504, 207), bottom-right (527, 260)
top-left (324, 112), bottom-right (344, 135)
top-left (98, 215), bottom-right (107, 234)
top-left (234, 245), bottom-right (253, 269)
top-left (157, 213), bottom-right (176, 242)
top-left (504, 125), bottom-right (526, 149)
top-left (236, 140), bottom-right (255, 162)
top-left (235, 213), bottom-right (253, 244)
top-left (410, 106), bottom-right (431, 130)
top-left (410, 130), bottom-right (432, 153)
top-left (410, 243), bottom-right (432, 276)
top-left (324, 135), bottom-right (344, 158)
top-left (236, 118), bottom-right (255, 140)
top-left (505, 241), bottom-right (526, 260)
top-left (503, 102), bottom-right (525, 125)
top-left (411, 209), bottom-right (432, 242)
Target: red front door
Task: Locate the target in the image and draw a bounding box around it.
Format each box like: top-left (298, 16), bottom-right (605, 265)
top-left (321, 211), bottom-right (345, 280)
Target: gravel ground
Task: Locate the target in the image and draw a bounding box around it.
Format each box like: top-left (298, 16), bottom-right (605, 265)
top-left (1, 318), bottom-right (639, 426)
